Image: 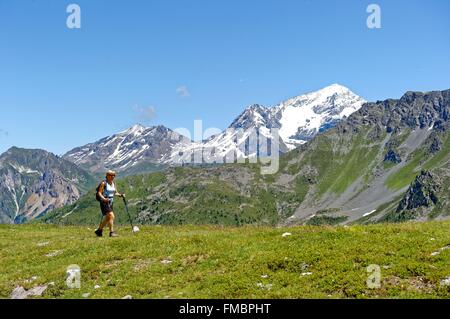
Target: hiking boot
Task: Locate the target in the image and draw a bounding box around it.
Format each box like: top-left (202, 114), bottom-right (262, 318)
top-left (95, 229), bottom-right (103, 237)
top-left (110, 231), bottom-right (119, 238)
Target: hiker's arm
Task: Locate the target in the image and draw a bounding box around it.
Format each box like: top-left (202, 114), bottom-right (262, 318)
top-left (97, 183), bottom-right (109, 203)
top-left (115, 186), bottom-right (125, 198)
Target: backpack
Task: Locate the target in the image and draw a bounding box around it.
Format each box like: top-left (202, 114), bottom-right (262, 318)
top-left (95, 181), bottom-right (106, 202)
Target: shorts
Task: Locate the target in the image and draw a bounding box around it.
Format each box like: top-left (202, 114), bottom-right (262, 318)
top-left (100, 201), bottom-right (114, 216)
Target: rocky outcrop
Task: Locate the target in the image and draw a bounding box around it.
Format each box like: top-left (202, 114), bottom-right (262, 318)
top-left (428, 136), bottom-right (442, 154)
top-left (394, 171), bottom-right (440, 219)
top-left (384, 150), bottom-right (402, 164)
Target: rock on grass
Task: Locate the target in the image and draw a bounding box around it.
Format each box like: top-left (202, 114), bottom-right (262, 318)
top-left (11, 285), bottom-right (48, 299)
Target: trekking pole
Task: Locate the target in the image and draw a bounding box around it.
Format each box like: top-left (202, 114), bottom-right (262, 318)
top-left (123, 197), bottom-right (139, 234)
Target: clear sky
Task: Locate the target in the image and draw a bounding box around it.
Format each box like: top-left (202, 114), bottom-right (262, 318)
top-left (0, 0), bottom-right (449, 155)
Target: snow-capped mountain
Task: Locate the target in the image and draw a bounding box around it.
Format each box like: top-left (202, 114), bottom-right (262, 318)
top-left (276, 83), bottom-right (366, 149)
top-left (167, 84), bottom-right (365, 164)
top-left (63, 125), bottom-right (191, 173)
top-left (64, 84), bottom-right (365, 173)
top-left (166, 104), bottom-right (288, 165)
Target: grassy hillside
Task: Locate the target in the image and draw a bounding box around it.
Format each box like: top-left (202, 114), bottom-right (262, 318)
top-left (40, 164), bottom-right (297, 226)
top-left (1, 222), bottom-right (450, 299)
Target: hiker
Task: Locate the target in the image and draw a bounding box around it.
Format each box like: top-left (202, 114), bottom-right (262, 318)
top-left (95, 170), bottom-right (125, 238)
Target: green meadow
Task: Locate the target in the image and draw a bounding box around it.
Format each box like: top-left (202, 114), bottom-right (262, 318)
top-left (1, 222), bottom-right (449, 299)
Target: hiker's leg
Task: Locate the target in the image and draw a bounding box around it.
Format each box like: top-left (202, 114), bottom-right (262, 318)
top-left (99, 215), bottom-right (108, 230)
top-left (98, 202), bottom-right (113, 231)
top-left (107, 212), bottom-right (115, 232)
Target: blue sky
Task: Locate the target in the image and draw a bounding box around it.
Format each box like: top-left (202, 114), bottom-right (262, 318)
top-left (0, 0), bottom-right (449, 155)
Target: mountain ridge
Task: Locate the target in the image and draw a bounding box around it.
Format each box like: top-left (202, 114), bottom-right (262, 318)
top-left (63, 125), bottom-right (190, 174)
top-left (64, 84), bottom-right (365, 173)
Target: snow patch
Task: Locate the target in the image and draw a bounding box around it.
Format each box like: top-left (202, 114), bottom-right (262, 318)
top-left (9, 163), bottom-right (40, 175)
top-left (363, 210), bottom-right (377, 217)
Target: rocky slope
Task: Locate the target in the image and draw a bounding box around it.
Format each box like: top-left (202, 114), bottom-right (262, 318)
top-left (0, 147), bottom-right (96, 224)
top-left (285, 88), bottom-right (450, 224)
top-left (45, 88), bottom-right (450, 226)
top-left (383, 170), bottom-right (441, 222)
